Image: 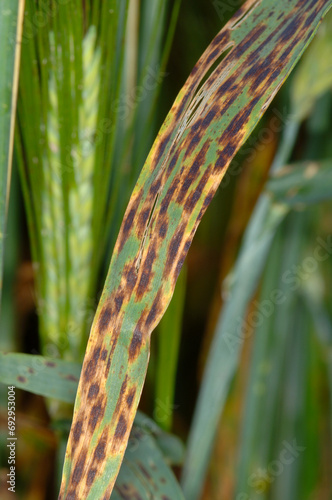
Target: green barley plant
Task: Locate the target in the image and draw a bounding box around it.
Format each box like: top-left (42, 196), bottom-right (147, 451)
top-left (0, 0), bottom-right (332, 499)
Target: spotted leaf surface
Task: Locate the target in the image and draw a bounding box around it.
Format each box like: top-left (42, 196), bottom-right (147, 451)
top-left (59, 1), bottom-right (332, 498)
top-left (0, 351), bottom-right (184, 497)
top-left (0, 351), bottom-right (81, 403)
top-left (112, 414), bottom-right (184, 500)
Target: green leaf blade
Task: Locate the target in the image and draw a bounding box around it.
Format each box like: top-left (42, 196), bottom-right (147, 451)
top-left (0, 0), bottom-right (24, 299)
top-left (0, 351), bottom-right (81, 403)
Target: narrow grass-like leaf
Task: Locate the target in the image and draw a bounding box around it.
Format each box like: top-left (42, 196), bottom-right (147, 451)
top-left (181, 195), bottom-right (289, 499)
top-left (181, 161), bottom-right (332, 499)
top-left (267, 160), bottom-right (332, 206)
top-left (235, 214), bottom-right (309, 500)
top-left (0, 0), bottom-right (24, 299)
top-left (113, 424), bottom-right (184, 500)
top-left (59, 2), bottom-right (332, 498)
top-left (155, 265), bottom-right (186, 430)
top-left (134, 406), bottom-right (185, 466)
top-left (302, 274), bottom-right (332, 437)
top-left (0, 351), bottom-right (81, 403)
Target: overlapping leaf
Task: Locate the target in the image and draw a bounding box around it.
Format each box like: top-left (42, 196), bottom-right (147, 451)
top-left (0, 351), bottom-right (81, 403)
top-left (267, 160), bottom-right (332, 205)
top-left (181, 161), bottom-right (332, 499)
top-left (59, 1), bottom-right (332, 498)
top-left (0, 0), bottom-right (24, 299)
top-left (113, 414), bottom-right (184, 500)
top-left (0, 352), bottom-right (185, 498)
top-left (235, 214), bottom-right (310, 500)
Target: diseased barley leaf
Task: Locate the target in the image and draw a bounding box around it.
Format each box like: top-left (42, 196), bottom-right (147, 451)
top-left (112, 424), bottom-right (184, 500)
top-left (0, 351), bottom-right (185, 498)
top-left (291, 8), bottom-right (332, 120)
top-left (0, 351), bottom-right (81, 403)
top-left (59, 1), bottom-right (332, 498)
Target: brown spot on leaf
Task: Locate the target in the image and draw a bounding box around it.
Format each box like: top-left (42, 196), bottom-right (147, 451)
top-left (106, 354), bottom-right (111, 375)
top-left (94, 439), bottom-right (106, 462)
top-left (98, 306), bottom-right (112, 333)
top-left (165, 225), bottom-right (185, 271)
top-left (185, 124), bottom-right (204, 158)
top-left (17, 376), bottom-right (26, 383)
top-left (206, 46), bottom-right (220, 65)
top-left (118, 191), bottom-right (143, 251)
top-left (93, 346), bottom-right (101, 363)
top-left (138, 208), bottom-right (150, 231)
top-left (233, 24), bottom-right (267, 58)
top-left (159, 179), bottom-right (179, 215)
top-left (72, 456), bottom-right (86, 485)
top-left (158, 220), bottom-right (168, 239)
top-left (202, 107), bottom-right (218, 128)
top-left (146, 291), bottom-right (162, 328)
top-left (138, 463), bottom-right (152, 480)
top-left (126, 387), bottom-right (136, 408)
top-left (184, 169), bottom-right (210, 212)
top-left (88, 383), bottom-right (100, 399)
top-left (215, 143), bottom-right (236, 172)
top-left (115, 413), bottom-right (127, 441)
top-left (114, 293), bottom-right (124, 314)
top-left (211, 30), bottom-right (229, 48)
top-left (105, 328), bottom-right (120, 375)
top-left (66, 492), bottom-right (76, 500)
top-left (86, 468), bottom-right (97, 487)
top-left (166, 147), bottom-right (180, 176)
top-left (136, 246), bottom-right (156, 300)
top-left (89, 403), bottom-right (105, 431)
top-left (150, 178), bottom-right (161, 197)
top-left (84, 360), bottom-right (94, 382)
top-left (83, 347), bottom-right (101, 382)
top-left (73, 420), bottom-right (83, 443)
top-left (45, 361), bottom-right (56, 367)
top-left (124, 264), bottom-right (137, 294)
top-left (129, 328), bottom-right (142, 362)
top-left (113, 374), bottom-right (129, 418)
top-left (278, 18), bottom-right (301, 43)
top-left (154, 132), bottom-right (171, 165)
